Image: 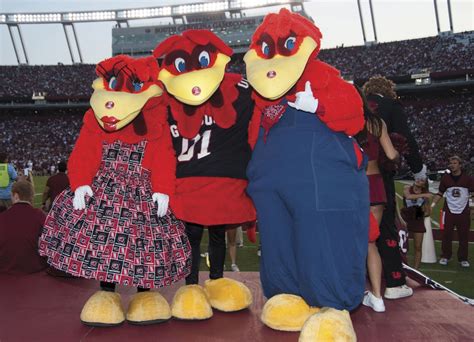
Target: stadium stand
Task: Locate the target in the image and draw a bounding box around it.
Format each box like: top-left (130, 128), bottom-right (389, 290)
top-left (318, 31), bottom-right (474, 79)
top-left (1, 31), bottom-right (472, 103)
top-left (0, 30), bottom-right (472, 175)
top-left (403, 92), bottom-right (473, 174)
top-left (0, 108), bottom-right (83, 175)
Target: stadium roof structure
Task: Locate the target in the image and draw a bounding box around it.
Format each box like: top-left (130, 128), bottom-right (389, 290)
top-left (1, 0), bottom-right (456, 65)
top-left (1, 1), bottom-right (304, 24)
top-left (0, 0), bottom-right (307, 64)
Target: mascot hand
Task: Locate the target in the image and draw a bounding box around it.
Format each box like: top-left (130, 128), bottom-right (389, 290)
top-left (288, 81), bottom-right (318, 113)
top-left (152, 193), bottom-right (169, 217)
top-left (73, 185), bottom-right (93, 210)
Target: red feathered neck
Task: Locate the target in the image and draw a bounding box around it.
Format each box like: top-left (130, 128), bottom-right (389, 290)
top-left (252, 59), bottom-right (337, 110)
top-left (83, 97), bottom-right (166, 144)
top-left (168, 73), bottom-right (241, 139)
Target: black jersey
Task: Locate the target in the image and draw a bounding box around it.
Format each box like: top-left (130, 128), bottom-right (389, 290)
top-left (168, 79), bottom-right (254, 179)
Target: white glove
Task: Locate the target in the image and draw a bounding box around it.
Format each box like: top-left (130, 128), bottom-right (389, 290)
top-left (287, 81), bottom-right (319, 113)
top-left (153, 192), bottom-right (169, 218)
top-left (73, 185), bottom-right (93, 211)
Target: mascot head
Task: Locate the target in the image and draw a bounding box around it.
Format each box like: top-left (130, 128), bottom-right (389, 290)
top-left (153, 30), bottom-right (233, 106)
top-left (244, 8), bottom-right (321, 100)
top-left (90, 55), bottom-right (163, 132)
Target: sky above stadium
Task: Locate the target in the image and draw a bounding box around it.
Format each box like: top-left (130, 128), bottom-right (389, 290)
top-left (0, 0), bottom-right (472, 65)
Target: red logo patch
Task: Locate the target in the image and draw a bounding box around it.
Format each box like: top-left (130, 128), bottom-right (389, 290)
top-left (392, 272), bottom-right (402, 279)
top-left (386, 239), bottom-right (397, 248)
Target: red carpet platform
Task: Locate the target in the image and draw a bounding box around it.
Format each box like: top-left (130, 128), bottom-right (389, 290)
top-left (0, 272), bottom-right (473, 341)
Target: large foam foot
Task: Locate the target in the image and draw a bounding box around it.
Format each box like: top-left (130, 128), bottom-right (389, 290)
top-left (171, 285), bottom-right (213, 320)
top-left (299, 308), bottom-right (356, 342)
top-left (126, 292), bottom-right (171, 325)
top-left (204, 278), bottom-right (253, 312)
top-left (80, 291), bottom-right (125, 327)
top-left (261, 294), bottom-right (319, 332)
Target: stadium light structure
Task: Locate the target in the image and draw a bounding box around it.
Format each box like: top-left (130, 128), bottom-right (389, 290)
top-left (0, 0), bottom-right (305, 65)
top-left (230, 0), bottom-right (292, 9)
top-left (0, 1), bottom-right (300, 24)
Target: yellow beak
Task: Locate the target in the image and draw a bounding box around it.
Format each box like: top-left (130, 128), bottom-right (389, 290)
top-left (90, 78), bottom-right (163, 131)
top-left (159, 53), bottom-right (230, 106)
top-left (244, 37), bottom-right (318, 100)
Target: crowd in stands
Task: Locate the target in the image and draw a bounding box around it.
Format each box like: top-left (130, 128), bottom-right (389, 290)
top-left (402, 93), bottom-right (473, 175)
top-left (0, 64), bottom-right (95, 103)
top-left (0, 108), bottom-right (83, 175)
top-left (1, 31), bottom-right (472, 102)
top-left (0, 91), bottom-right (471, 176)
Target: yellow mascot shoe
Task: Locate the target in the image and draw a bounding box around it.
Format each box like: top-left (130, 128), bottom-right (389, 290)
top-left (261, 294), bottom-right (319, 332)
top-left (299, 307), bottom-right (357, 342)
top-left (171, 285), bottom-right (213, 320)
top-left (80, 290), bottom-right (125, 327)
top-left (204, 278), bottom-right (253, 312)
top-left (126, 291), bottom-right (171, 325)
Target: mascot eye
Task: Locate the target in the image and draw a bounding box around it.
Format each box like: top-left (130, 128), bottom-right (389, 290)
top-left (108, 76), bottom-right (117, 90)
top-left (133, 81), bottom-right (143, 92)
top-left (198, 51), bottom-right (210, 68)
top-left (261, 42), bottom-right (270, 56)
top-left (284, 37), bottom-right (296, 51)
top-left (174, 58), bottom-right (186, 73)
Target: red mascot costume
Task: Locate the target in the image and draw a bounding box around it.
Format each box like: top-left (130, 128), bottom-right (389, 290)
top-left (39, 55), bottom-right (191, 327)
top-left (153, 30), bottom-right (255, 319)
top-left (244, 9), bottom-right (367, 340)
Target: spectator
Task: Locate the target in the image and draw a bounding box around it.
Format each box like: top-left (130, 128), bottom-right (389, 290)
top-left (0, 180), bottom-right (48, 274)
top-left (0, 152), bottom-right (18, 212)
top-left (42, 161), bottom-right (70, 211)
top-left (432, 156), bottom-right (474, 268)
top-left (363, 75), bottom-right (426, 300)
top-left (18, 168), bottom-right (35, 189)
top-left (226, 225), bottom-right (241, 272)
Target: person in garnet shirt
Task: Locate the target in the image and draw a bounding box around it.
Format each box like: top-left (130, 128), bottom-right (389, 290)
top-left (432, 156), bottom-right (474, 268)
top-left (42, 161), bottom-right (70, 211)
top-left (0, 180), bottom-right (47, 274)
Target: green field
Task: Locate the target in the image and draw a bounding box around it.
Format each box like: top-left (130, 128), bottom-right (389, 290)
top-left (32, 176), bottom-right (474, 299)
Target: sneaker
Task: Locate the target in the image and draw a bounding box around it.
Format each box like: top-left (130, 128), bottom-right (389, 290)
top-left (384, 285), bottom-right (413, 299)
top-left (460, 261), bottom-right (470, 268)
top-left (439, 258), bottom-right (448, 266)
top-left (362, 291), bottom-right (385, 312)
top-left (200, 252), bottom-right (208, 258)
top-left (237, 242), bottom-right (244, 248)
top-left (257, 249), bottom-right (261, 257)
top-left (231, 264), bottom-right (240, 272)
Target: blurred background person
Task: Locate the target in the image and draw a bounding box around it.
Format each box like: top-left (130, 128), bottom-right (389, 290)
top-left (0, 180), bottom-right (47, 274)
top-left (356, 87), bottom-right (399, 312)
top-left (226, 225), bottom-right (241, 272)
top-left (432, 156), bottom-right (474, 268)
top-left (363, 75), bottom-right (426, 300)
top-left (401, 175), bottom-right (432, 269)
top-left (42, 160), bottom-right (69, 211)
top-left (0, 152), bottom-right (18, 212)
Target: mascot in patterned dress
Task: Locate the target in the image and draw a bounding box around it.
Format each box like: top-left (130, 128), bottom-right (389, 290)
top-left (244, 9), bottom-right (368, 340)
top-left (39, 55), bottom-right (191, 326)
top-left (152, 30), bottom-right (255, 319)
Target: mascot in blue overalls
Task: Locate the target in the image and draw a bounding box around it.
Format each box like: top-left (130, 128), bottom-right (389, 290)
top-left (244, 9), bottom-right (368, 340)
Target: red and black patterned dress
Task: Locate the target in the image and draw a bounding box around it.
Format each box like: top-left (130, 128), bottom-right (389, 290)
top-left (39, 109), bottom-right (191, 289)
